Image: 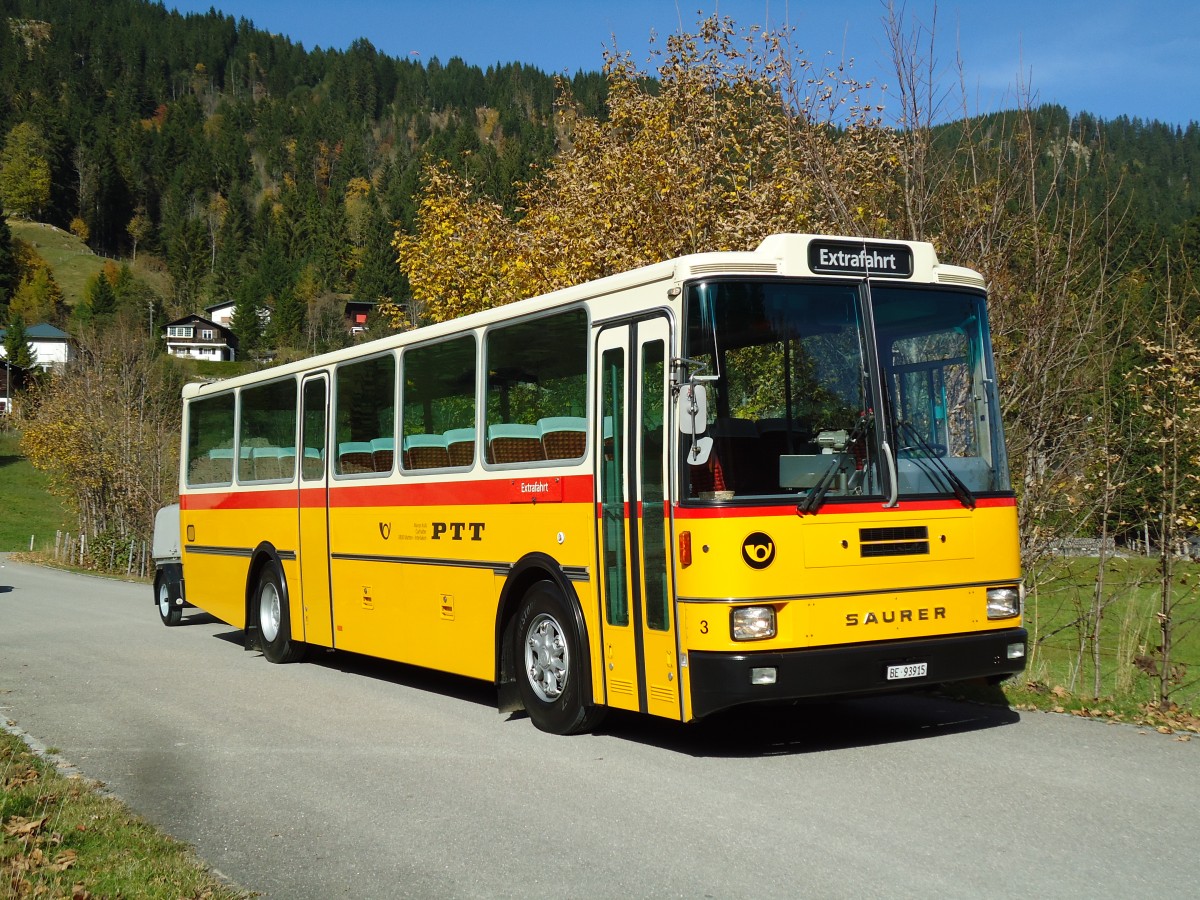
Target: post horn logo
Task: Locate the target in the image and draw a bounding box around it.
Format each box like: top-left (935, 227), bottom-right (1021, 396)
top-left (379, 522), bottom-right (391, 540)
top-left (741, 532), bottom-right (775, 569)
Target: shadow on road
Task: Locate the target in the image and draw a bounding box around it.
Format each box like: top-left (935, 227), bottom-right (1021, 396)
top-left (199, 621), bottom-right (1018, 756)
top-left (310, 649), bottom-right (498, 709)
top-left (589, 689), bottom-right (1020, 757)
top-left (176, 611), bottom-right (223, 627)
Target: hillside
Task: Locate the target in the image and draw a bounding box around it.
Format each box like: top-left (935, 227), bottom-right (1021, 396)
top-left (7, 221), bottom-right (105, 305)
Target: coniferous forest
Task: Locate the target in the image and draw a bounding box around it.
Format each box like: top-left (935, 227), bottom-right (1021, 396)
top-left (0, 0), bottom-right (607, 352)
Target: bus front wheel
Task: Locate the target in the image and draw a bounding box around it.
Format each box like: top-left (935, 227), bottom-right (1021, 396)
top-left (514, 582), bottom-right (604, 735)
top-left (256, 564), bottom-right (305, 664)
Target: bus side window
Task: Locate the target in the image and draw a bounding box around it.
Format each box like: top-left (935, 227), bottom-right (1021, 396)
top-left (401, 335), bottom-right (477, 472)
top-left (485, 308), bottom-right (588, 467)
top-left (186, 393), bottom-right (235, 486)
top-left (238, 378), bottom-right (298, 483)
top-left (334, 354), bottom-right (396, 476)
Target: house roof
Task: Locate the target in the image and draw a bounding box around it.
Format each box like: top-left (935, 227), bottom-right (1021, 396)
top-left (164, 314), bottom-right (224, 329)
top-left (0, 322), bottom-right (69, 341)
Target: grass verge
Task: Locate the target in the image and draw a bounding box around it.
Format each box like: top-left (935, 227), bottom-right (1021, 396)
top-left (961, 554), bottom-right (1200, 734)
top-left (0, 429), bottom-right (70, 552)
top-left (1, 726), bottom-right (252, 899)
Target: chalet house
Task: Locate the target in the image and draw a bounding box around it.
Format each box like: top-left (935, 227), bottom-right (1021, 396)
top-left (346, 299), bottom-right (373, 335)
top-left (164, 314), bottom-right (238, 361)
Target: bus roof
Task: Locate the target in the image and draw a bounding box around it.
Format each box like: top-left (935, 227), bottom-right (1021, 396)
top-left (182, 233), bottom-right (984, 399)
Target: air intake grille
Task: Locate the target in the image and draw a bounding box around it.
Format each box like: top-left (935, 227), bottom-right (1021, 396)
top-left (689, 262), bottom-right (779, 275)
top-left (937, 271), bottom-right (986, 288)
top-left (860, 525), bottom-right (929, 557)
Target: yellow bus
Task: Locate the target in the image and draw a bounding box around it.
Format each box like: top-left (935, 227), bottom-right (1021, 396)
top-left (153, 233), bottom-right (1026, 734)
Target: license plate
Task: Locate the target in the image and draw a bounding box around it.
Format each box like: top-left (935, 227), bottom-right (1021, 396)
top-left (886, 662), bottom-right (927, 681)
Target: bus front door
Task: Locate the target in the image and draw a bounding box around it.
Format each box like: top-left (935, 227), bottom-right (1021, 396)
top-left (298, 374), bottom-right (334, 647)
top-left (595, 318), bottom-right (681, 720)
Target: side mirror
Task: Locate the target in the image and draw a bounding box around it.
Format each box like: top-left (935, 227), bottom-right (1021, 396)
top-left (678, 383), bottom-right (711, 465)
top-left (677, 383), bottom-right (707, 436)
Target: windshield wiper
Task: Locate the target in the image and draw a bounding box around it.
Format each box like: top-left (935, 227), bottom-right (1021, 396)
top-left (896, 420), bottom-right (976, 509)
top-left (797, 413), bottom-right (872, 516)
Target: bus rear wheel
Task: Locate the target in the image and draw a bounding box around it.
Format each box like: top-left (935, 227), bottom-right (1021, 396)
top-left (156, 572), bottom-right (182, 627)
top-left (514, 582), bottom-right (604, 735)
top-left (256, 563), bottom-right (305, 664)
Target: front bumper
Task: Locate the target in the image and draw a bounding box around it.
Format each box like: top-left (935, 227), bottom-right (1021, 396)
top-left (688, 627), bottom-right (1027, 719)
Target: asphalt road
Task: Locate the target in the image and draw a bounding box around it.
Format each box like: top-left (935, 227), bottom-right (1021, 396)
top-left (1, 553), bottom-right (1196, 899)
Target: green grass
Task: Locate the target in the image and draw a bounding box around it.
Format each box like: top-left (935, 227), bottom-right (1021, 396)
top-left (8, 219), bottom-right (106, 306)
top-left (1001, 554), bottom-right (1200, 727)
top-left (0, 728), bottom-right (253, 899)
top-left (0, 429), bottom-right (70, 552)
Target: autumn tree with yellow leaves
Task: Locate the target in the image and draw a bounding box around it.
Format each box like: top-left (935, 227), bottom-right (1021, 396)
top-left (386, 16), bottom-right (902, 326)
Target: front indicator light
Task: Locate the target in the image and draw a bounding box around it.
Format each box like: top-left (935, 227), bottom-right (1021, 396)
top-left (679, 530), bottom-right (692, 568)
top-left (986, 586), bottom-right (1021, 619)
top-left (732, 606), bottom-right (776, 641)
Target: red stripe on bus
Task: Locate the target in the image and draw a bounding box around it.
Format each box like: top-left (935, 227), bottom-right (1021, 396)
top-left (180, 474), bottom-right (595, 511)
top-left (672, 495), bottom-right (1016, 519)
top-left (182, 485), bottom-right (1013, 516)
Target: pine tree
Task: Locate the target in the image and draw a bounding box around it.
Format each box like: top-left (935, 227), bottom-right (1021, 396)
top-left (0, 123), bottom-right (51, 219)
top-left (3, 309), bottom-right (35, 370)
top-left (354, 188), bottom-right (404, 305)
top-left (229, 279), bottom-right (262, 355)
top-left (268, 286), bottom-right (305, 350)
top-left (87, 272), bottom-right (117, 321)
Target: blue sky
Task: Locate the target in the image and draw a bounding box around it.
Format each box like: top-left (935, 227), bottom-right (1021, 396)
top-left (167, 1), bottom-right (1200, 126)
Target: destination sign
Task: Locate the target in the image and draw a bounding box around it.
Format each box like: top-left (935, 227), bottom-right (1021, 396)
top-left (807, 239), bottom-right (914, 278)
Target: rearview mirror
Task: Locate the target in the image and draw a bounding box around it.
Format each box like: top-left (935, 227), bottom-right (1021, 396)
top-left (677, 383), bottom-right (707, 436)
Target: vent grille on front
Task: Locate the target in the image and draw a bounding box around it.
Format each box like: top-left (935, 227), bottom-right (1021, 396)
top-left (860, 525), bottom-right (930, 557)
top-left (689, 262), bottom-right (779, 275)
top-left (937, 271), bottom-right (986, 288)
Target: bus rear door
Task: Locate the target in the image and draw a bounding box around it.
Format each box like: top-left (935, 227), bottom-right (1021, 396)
top-left (298, 373), bottom-right (334, 646)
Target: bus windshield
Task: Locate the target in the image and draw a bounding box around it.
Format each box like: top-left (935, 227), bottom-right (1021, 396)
top-left (873, 284), bottom-right (1010, 498)
top-left (682, 279), bottom-right (1010, 503)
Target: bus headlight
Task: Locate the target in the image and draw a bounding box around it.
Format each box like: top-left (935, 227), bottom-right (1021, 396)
top-left (986, 586), bottom-right (1021, 619)
top-left (732, 606), bottom-right (776, 641)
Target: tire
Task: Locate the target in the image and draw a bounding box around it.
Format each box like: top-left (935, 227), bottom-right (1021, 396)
top-left (256, 563), bottom-right (305, 664)
top-left (514, 581), bottom-right (605, 735)
top-left (156, 571), bottom-right (182, 627)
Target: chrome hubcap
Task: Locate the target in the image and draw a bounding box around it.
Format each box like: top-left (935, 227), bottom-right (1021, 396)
top-left (260, 581), bottom-right (281, 643)
top-left (524, 613), bottom-right (568, 702)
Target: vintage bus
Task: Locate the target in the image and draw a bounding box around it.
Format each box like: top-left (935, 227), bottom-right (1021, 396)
top-left (153, 233), bottom-right (1026, 734)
